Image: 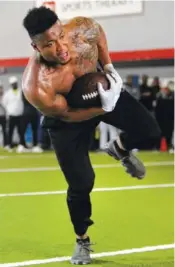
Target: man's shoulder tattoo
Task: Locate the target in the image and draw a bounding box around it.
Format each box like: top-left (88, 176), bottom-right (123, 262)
top-left (72, 16), bottom-right (100, 44)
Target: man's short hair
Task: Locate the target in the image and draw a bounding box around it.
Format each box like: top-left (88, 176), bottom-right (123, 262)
top-left (23, 6), bottom-right (58, 38)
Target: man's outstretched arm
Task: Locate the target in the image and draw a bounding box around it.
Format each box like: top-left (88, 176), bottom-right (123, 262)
top-left (29, 87), bottom-right (106, 122)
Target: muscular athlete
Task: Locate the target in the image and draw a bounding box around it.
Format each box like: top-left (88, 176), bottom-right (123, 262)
top-left (23, 12), bottom-right (121, 121)
top-left (22, 7), bottom-right (160, 265)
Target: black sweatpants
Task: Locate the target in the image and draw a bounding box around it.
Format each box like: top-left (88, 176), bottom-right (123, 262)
top-left (0, 116), bottom-right (7, 146)
top-left (47, 90), bottom-right (161, 236)
top-left (8, 116), bottom-right (23, 148)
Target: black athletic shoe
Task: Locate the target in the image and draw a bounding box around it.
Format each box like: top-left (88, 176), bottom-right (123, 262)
top-left (105, 141), bottom-right (146, 179)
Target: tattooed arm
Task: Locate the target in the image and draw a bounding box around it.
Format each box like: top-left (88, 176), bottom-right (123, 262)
top-left (96, 23), bottom-right (112, 66)
top-left (70, 16), bottom-right (112, 67)
top-left (70, 17), bottom-right (123, 99)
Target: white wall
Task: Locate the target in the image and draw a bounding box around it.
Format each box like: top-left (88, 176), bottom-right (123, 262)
top-left (98, 0), bottom-right (174, 51)
top-left (0, 1), bottom-right (34, 59)
top-left (0, 1), bottom-right (174, 59)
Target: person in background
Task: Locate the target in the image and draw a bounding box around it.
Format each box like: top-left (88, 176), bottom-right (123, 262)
top-left (124, 75), bottom-right (140, 100)
top-left (139, 75), bottom-right (154, 112)
top-left (151, 76), bottom-right (161, 112)
top-left (99, 122), bottom-right (117, 151)
top-left (151, 76), bottom-right (161, 100)
top-left (0, 81), bottom-right (7, 148)
top-left (155, 81), bottom-right (174, 149)
top-left (169, 129), bottom-right (174, 154)
top-left (21, 92), bottom-right (43, 153)
top-left (169, 82), bottom-right (174, 153)
top-left (2, 76), bottom-right (27, 152)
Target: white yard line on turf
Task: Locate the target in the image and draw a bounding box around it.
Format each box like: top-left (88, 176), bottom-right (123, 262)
top-left (0, 155), bottom-right (56, 160)
top-left (0, 184), bottom-right (174, 198)
top-left (0, 156), bottom-right (9, 159)
top-left (0, 151), bottom-right (168, 160)
top-left (0, 161), bottom-right (174, 173)
top-left (0, 153), bottom-right (107, 160)
top-left (0, 244), bottom-right (174, 267)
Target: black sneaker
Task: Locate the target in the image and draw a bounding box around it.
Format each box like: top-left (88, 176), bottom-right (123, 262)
top-left (105, 141), bottom-right (146, 179)
top-left (70, 237), bottom-right (93, 265)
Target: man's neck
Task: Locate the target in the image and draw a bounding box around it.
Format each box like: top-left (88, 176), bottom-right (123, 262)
top-left (39, 55), bottom-right (59, 68)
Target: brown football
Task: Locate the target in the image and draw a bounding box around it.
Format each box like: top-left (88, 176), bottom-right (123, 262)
top-left (66, 72), bottom-right (109, 108)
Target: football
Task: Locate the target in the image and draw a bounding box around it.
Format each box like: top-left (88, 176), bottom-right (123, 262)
top-left (66, 72), bottom-right (110, 108)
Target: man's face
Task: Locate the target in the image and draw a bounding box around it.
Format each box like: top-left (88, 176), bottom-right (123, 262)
top-left (11, 82), bottom-right (18, 89)
top-left (32, 21), bottom-right (70, 65)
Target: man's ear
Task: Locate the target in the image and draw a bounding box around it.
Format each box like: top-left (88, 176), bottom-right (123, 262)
top-left (31, 42), bottom-right (39, 51)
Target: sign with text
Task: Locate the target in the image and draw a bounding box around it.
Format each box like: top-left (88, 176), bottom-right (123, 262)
top-left (36, 0), bottom-right (143, 20)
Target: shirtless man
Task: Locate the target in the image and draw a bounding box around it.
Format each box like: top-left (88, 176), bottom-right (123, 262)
top-left (22, 7), bottom-right (160, 265)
